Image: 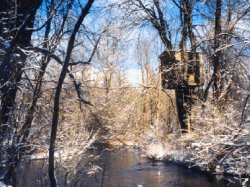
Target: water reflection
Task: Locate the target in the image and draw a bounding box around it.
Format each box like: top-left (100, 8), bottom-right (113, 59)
top-left (10, 148), bottom-right (250, 187)
top-left (16, 159), bottom-right (49, 187)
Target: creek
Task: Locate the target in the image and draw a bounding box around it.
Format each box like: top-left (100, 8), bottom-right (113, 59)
top-left (4, 147), bottom-right (249, 187)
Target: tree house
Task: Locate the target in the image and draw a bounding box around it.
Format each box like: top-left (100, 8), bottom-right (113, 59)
top-left (159, 51), bottom-right (204, 89)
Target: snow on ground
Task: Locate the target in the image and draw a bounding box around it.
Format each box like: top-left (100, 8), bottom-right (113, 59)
top-left (145, 142), bottom-right (166, 160)
top-left (0, 181), bottom-right (13, 187)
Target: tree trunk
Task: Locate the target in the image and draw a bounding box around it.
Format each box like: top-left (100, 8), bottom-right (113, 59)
top-left (48, 1), bottom-right (95, 186)
top-left (175, 0), bottom-right (196, 131)
top-left (0, 0), bottom-right (42, 141)
top-left (213, 0), bottom-right (222, 99)
top-left (18, 0), bottom-right (56, 145)
top-left (175, 86), bottom-right (190, 130)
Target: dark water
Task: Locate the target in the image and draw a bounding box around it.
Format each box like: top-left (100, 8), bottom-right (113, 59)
top-left (8, 148), bottom-right (250, 187)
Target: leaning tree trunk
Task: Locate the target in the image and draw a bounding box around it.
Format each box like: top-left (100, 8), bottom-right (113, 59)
top-left (48, 1), bottom-right (95, 186)
top-left (19, 0), bottom-right (75, 145)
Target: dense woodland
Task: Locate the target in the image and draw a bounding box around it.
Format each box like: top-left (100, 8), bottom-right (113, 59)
top-left (0, 0), bottom-right (250, 186)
